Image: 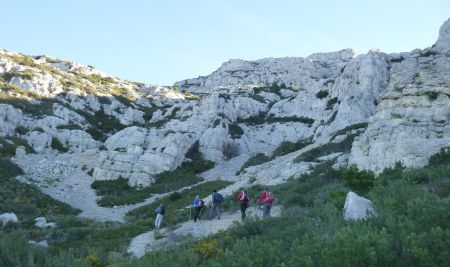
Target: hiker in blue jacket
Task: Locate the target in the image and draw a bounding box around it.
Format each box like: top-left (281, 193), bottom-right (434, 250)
top-left (154, 203), bottom-right (165, 229)
top-left (209, 190), bottom-right (223, 220)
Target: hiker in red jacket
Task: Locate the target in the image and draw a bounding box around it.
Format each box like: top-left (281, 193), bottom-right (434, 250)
top-left (258, 186), bottom-right (275, 217)
top-left (236, 188), bottom-right (250, 220)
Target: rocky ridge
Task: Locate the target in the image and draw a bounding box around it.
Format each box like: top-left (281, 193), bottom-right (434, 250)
top-left (0, 19), bottom-right (449, 223)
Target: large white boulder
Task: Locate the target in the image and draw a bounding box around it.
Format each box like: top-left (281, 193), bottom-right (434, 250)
top-left (0, 104), bottom-right (23, 135)
top-left (343, 191), bottom-right (375, 221)
top-left (0, 212), bottom-right (19, 225)
top-left (26, 131), bottom-right (52, 153)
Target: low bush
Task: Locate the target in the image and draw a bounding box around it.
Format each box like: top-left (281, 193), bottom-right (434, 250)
top-left (326, 97), bottom-right (338, 110)
top-left (342, 165), bottom-right (375, 195)
top-left (148, 142), bottom-right (215, 194)
top-left (222, 141), bottom-right (239, 160)
top-left (236, 153), bottom-right (270, 175)
top-left (0, 136), bottom-right (34, 157)
top-left (428, 147), bottom-right (450, 166)
top-left (15, 126), bottom-right (28, 135)
top-left (316, 90), bottom-right (329, 99)
top-left (51, 137), bottom-right (68, 153)
top-left (294, 133), bottom-right (358, 162)
top-left (57, 123), bottom-right (83, 131)
top-left (330, 122), bottom-right (368, 140)
top-left (271, 139), bottom-right (312, 158)
top-left (267, 115), bottom-right (314, 125)
top-left (91, 177), bottom-right (154, 207)
top-left (228, 123), bottom-right (244, 139)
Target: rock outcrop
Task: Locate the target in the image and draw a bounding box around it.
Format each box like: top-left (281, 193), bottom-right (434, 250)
top-left (0, 212), bottom-right (19, 225)
top-left (343, 191), bottom-right (375, 220)
top-left (1, 18), bottom-right (449, 222)
top-left (349, 19), bottom-right (450, 172)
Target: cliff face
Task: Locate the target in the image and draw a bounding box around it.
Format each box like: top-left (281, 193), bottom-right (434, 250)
top-left (0, 19), bottom-right (449, 217)
top-left (349, 19), bottom-right (450, 172)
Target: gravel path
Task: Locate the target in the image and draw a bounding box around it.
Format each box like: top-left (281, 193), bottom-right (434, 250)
top-left (127, 205), bottom-right (282, 258)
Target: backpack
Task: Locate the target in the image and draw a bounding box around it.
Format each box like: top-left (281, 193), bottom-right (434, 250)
top-left (237, 191), bottom-right (250, 203)
top-left (264, 191), bottom-right (274, 203)
top-left (214, 192), bottom-right (223, 203)
top-left (199, 200), bottom-right (204, 207)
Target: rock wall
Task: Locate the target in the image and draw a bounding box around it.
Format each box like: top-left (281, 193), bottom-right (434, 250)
top-left (349, 19), bottom-right (450, 172)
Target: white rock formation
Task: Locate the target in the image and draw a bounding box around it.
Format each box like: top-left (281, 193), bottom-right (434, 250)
top-left (34, 217), bottom-right (56, 228)
top-left (0, 212), bottom-right (19, 225)
top-left (349, 20), bottom-right (450, 172)
top-left (343, 191), bottom-right (375, 220)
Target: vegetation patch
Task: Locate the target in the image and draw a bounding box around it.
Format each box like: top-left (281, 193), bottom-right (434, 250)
top-left (342, 165), bottom-right (375, 195)
top-left (294, 133), bottom-right (358, 162)
top-left (330, 122), bottom-right (368, 140)
top-left (228, 123), bottom-right (244, 139)
top-left (51, 137), bottom-right (68, 153)
top-left (428, 147), bottom-right (450, 166)
top-left (271, 139), bottom-right (313, 158)
top-left (56, 123), bottom-right (83, 131)
top-left (0, 136), bottom-right (34, 157)
top-left (248, 94), bottom-right (266, 103)
top-left (316, 90), bottom-right (329, 99)
top-left (77, 108), bottom-right (125, 139)
top-left (236, 153), bottom-right (271, 175)
top-left (91, 177), bottom-right (154, 207)
top-left (148, 142), bottom-right (215, 194)
top-left (267, 115), bottom-right (315, 126)
top-left (425, 91), bottom-right (439, 101)
top-left (15, 126), bottom-right (28, 135)
top-left (326, 97), bottom-right (338, 110)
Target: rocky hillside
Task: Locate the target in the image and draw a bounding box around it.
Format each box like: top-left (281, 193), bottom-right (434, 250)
top-left (0, 18), bottom-right (449, 222)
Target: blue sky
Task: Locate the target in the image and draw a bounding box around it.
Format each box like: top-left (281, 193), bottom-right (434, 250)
top-left (1, 1), bottom-right (449, 85)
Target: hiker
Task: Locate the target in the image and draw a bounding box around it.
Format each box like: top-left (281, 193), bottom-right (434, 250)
top-left (258, 186), bottom-right (275, 217)
top-left (236, 188), bottom-right (250, 220)
top-left (154, 203), bottom-right (165, 229)
top-left (192, 195), bottom-right (200, 207)
top-left (209, 189), bottom-right (223, 220)
top-left (193, 198), bottom-right (205, 222)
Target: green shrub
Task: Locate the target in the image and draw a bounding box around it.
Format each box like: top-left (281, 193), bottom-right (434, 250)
top-left (236, 112), bottom-right (267, 125)
top-left (0, 97), bottom-right (58, 118)
top-left (15, 126), bottom-right (28, 135)
top-left (267, 115), bottom-right (314, 125)
top-left (0, 136), bottom-right (34, 157)
top-left (426, 91), bottom-right (439, 101)
top-left (342, 165), bottom-right (375, 195)
top-left (148, 143), bottom-right (214, 194)
top-left (77, 109), bottom-right (125, 135)
top-left (429, 147), bottom-right (450, 166)
top-left (330, 122), bottom-right (368, 140)
top-left (0, 158), bottom-right (24, 179)
top-left (228, 123), bottom-right (244, 139)
top-left (86, 127), bottom-right (107, 142)
top-left (294, 133), bottom-right (358, 162)
top-left (57, 123), bottom-right (83, 131)
top-left (236, 153), bottom-right (270, 175)
top-left (321, 224), bottom-right (400, 266)
top-left (326, 97), bottom-right (338, 110)
top-left (91, 177), bottom-right (154, 207)
top-left (272, 139), bottom-right (312, 158)
top-left (316, 90), bottom-right (329, 99)
top-left (51, 137), bottom-right (69, 153)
